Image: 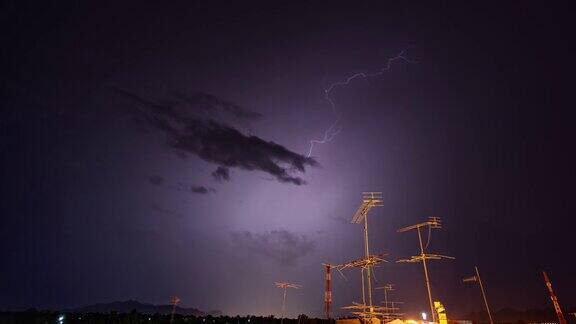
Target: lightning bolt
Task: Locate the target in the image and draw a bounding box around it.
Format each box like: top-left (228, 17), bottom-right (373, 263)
top-left (306, 50), bottom-right (414, 158)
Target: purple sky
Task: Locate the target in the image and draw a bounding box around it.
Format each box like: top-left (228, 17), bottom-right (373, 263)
top-left (2, 1), bottom-right (575, 319)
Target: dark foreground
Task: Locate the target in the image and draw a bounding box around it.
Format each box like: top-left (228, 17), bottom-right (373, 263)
top-left (0, 311), bottom-right (335, 324)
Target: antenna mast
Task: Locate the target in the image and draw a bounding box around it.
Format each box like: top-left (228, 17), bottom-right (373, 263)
top-left (542, 271), bottom-right (566, 324)
top-left (337, 254), bottom-right (388, 320)
top-left (323, 263), bottom-right (333, 319)
top-left (351, 192), bottom-right (383, 311)
top-left (397, 217), bottom-right (454, 323)
top-left (376, 284), bottom-right (403, 321)
top-left (275, 281), bottom-right (301, 323)
top-left (169, 296), bottom-right (180, 324)
top-left (463, 266), bottom-right (493, 324)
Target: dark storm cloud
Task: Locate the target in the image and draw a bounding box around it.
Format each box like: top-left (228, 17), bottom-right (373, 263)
top-left (173, 92), bottom-right (263, 121)
top-left (148, 175), bottom-right (165, 186)
top-left (211, 166), bottom-right (231, 182)
top-left (177, 183), bottom-right (216, 194)
top-left (169, 121), bottom-right (317, 185)
top-left (230, 230), bottom-right (316, 266)
top-left (114, 88), bottom-right (318, 185)
top-left (190, 186), bottom-right (214, 194)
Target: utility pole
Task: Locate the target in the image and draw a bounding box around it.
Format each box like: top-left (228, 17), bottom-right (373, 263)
top-left (542, 271), bottom-right (566, 324)
top-left (463, 266), bottom-right (493, 324)
top-left (397, 217), bottom-right (454, 323)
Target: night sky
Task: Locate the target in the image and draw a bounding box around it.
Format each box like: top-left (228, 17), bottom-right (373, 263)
top-left (1, 1), bottom-right (575, 319)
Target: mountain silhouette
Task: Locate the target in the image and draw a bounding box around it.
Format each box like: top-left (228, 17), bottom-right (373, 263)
top-left (69, 300), bottom-right (222, 316)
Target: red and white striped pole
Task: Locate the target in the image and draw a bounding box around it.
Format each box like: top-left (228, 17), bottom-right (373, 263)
top-left (324, 264), bottom-right (332, 319)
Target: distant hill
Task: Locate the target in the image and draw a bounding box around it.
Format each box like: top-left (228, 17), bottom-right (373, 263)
top-left (69, 300), bottom-right (222, 316)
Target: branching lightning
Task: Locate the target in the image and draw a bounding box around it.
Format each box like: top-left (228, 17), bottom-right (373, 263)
top-left (306, 50), bottom-right (414, 158)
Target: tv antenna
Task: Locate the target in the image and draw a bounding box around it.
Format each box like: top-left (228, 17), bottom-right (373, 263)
top-left (397, 216), bottom-right (454, 323)
top-left (275, 282), bottom-right (301, 322)
top-left (376, 284), bottom-right (394, 310)
top-left (337, 253), bottom-right (388, 320)
top-left (463, 266), bottom-right (493, 324)
top-left (351, 192), bottom-right (383, 311)
top-left (376, 284), bottom-right (403, 321)
top-left (342, 302), bottom-right (390, 321)
top-left (169, 296), bottom-right (180, 324)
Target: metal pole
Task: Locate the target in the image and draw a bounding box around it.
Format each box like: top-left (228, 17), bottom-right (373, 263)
top-left (361, 267), bottom-right (366, 306)
top-left (170, 297), bottom-right (179, 324)
top-left (364, 216), bottom-right (373, 309)
top-left (543, 271), bottom-right (567, 324)
top-left (170, 303), bottom-right (176, 324)
top-left (475, 266), bottom-right (493, 324)
top-left (384, 287), bottom-right (389, 321)
top-left (418, 226), bottom-right (436, 323)
top-left (325, 264), bottom-right (332, 319)
top-left (281, 287), bottom-right (287, 324)
top-left (384, 288), bottom-right (388, 311)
